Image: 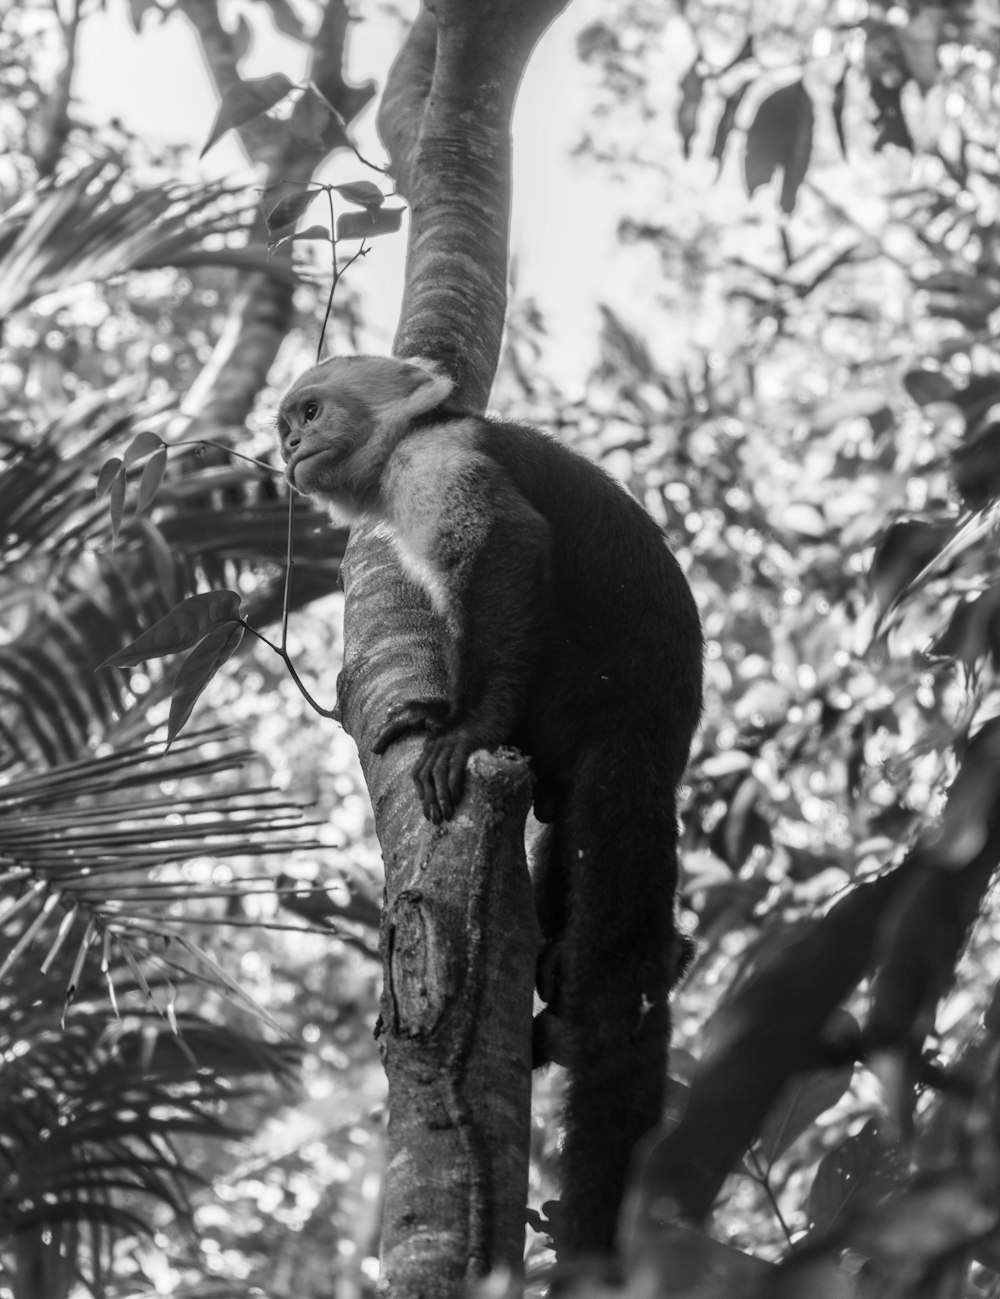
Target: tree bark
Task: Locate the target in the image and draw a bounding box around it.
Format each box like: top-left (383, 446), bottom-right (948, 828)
top-left (178, 0), bottom-right (374, 439)
top-left (337, 1), bottom-right (568, 1292)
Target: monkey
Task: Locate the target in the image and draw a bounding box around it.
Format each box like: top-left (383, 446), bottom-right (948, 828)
top-left (276, 354), bottom-right (703, 1260)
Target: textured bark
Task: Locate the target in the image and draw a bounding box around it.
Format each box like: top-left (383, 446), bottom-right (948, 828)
top-left (178, 0), bottom-right (374, 437)
top-left (337, 1), bottom-right (568, 1293)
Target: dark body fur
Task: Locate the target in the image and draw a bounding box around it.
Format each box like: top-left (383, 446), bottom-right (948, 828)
top-left (278, 357), bottom-right (703, 1258)
top-left (459, 419), bottom-right (702, 1257)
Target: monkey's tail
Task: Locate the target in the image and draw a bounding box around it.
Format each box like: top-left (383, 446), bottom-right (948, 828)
top-left (545, 741), bottom-right (680, 1260)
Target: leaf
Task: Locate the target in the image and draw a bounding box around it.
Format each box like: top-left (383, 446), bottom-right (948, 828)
top-left (744, 80), bottom-right (814, 214)
top-left (677, 56), bottom-right (705, 159)
top-left (903, 367), bottom-right (956, 407)
top-left (109, 468), bottom-right (126, 545)
top-left (832, 67), bottom-right (848, 159)
top-left (123, 429), bottom-right (165, 467)
top-left (897, 9), bottom-right (941, 94)
top-left (811, 387), bottom-right (889, 431)
top-left (230, 13), bottom-right (252, 63)
top-left (167, 623), bottom-right (245, 744)
top-left (869, 517), bottom-right (958, 617)
top-left (127, 0), bottom-right (162, 32)
top-left (711, 81), bottom-right (751, 167)
top-left (200, 72), bottom-right (297, 158)
top-left (718, 35), bottom-right (755, 75)
top-left (99, 591), bottom-right (244, 669)
top-left (808, 1118), bottom-right (908, 1232)
top-left (137, 446), bottom-right (167, 514)
top-left (757, 1047), bottom-right (855, 1165)
top-left (267, 223), bottom-right (334, 252)
top-left (333, 181), bottom-right (385, 209)
top-left (96, 457), bottom-right (124, 497)
top-left (287, 86), bottom-right (350, 153)
top-left (265, 189), bottom-right (319, 232)
top-left (135, 518), bottom-right (179, 604)
top-left (262, 0), bottom-right (307, 39)
top-left (336, 207), bottom-right (403, 241)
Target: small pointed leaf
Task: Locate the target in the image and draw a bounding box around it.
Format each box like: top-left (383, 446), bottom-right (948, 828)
top-left (109, 468), bottom-right (126, 545)
top-left (287, 88), bottom-right (350, 152)
top-left (167, 623), bottom-right (246, 743)
top-left (97, 458), bottom-right (124, 497)
top-left (336, 207), bottom-right (403, 241)
top-left (677, 57), bottom-right (705, 159)
top-left (711, 81), bottom-right (751, 166)
top-left (137, 445), bottom-right (168, 513)
top-left (333, 181), bottom-right (385, 209)
top-left (99, 590), bottom-right (244, 669)
top-left (201, 72), bottom-right (297, 158)
top-left (267, 223), bottom-right (334, 252)
top-left (266, 189), bottom-right (319, 231)
top-left (123, 430), bottom-right (165, 467)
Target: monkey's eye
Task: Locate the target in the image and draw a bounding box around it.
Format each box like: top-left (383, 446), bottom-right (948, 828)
top-left (302, 400), bottom-right (319, 423)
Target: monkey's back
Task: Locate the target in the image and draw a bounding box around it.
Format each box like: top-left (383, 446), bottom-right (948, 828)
top-left (474, 418), bottom-right (702, 785)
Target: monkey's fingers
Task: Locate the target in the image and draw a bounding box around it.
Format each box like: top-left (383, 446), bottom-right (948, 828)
top-left (412, 733), bottom-right (474, 823)
top-left (372, 697), bottom-right (448, 754)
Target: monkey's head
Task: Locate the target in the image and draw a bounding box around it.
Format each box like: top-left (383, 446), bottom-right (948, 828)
top-left (276, 355), bottom-right (455, 518)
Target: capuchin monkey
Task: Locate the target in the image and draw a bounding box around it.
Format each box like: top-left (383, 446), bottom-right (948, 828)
top-left (276, 354), bottom-right (703, 1260)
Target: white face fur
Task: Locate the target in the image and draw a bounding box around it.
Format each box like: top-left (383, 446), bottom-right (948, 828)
top-left (276, 356), bottom-right (455, 515)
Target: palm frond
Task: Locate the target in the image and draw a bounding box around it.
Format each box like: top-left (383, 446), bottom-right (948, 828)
top-left (0, 158), bottom-right (300, 319)
top-left (1, 387), bottom-right (343, 766)
top-left (0, 730), bottom-right (330, 1022)
top-left (0, 1001), bottom-right (301, 1297)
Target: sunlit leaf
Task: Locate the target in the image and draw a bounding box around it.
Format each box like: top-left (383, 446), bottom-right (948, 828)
top-left (200, 72), bottom-right (297, 158)
top-left (167, 622), bottom-right (245, 743)
top-left (99, 590), bottom-right (244, 669)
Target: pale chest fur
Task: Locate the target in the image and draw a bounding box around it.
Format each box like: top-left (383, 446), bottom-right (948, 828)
top-left (381, 422), bottom-right (495, 617)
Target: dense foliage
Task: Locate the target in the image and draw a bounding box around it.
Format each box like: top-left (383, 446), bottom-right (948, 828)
top-left (4, 0), bottom-right (1000, 1295)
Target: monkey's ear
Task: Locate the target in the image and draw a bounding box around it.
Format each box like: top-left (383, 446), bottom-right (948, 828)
top-left (400, 356), bottom-right (456, 414)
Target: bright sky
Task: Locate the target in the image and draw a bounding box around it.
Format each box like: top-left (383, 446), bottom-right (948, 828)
top-left (74, 0), bottom-right (625, 381)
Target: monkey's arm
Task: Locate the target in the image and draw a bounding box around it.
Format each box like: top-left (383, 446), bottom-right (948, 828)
top-left (374, 467), bottom-right (551, 822)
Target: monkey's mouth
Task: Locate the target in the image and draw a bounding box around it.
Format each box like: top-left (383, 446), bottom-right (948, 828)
top-left (287, 445), bottom-right (345, 490)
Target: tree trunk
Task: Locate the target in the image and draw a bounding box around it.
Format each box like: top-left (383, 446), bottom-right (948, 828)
top-left (337, 2), bottom-right (568, 1292)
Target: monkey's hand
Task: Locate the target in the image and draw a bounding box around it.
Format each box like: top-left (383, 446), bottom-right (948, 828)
top-left (372, 698), bottom-right (449, 753)
top-left (372, 700), bottom-right (476, 824)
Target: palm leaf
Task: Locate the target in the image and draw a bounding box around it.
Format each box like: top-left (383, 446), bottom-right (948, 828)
top-left (1, 387), bottom-right (344, 766)
top-left (0, 999), bottom-right (300, 1297)
top-left (0, 158), bottom-right (301, 319)
top-left (0, 729), bottom-right (331, 1021)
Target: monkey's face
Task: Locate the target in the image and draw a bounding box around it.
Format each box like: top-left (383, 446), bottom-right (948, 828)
top-left (276, 381), bottom-right (374, 500)
top-left (275, 356), bottom-right (456, 521)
